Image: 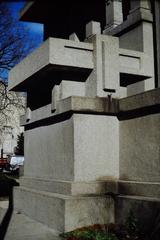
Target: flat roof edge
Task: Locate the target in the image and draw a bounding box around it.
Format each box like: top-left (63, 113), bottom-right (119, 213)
top-left (19, 2), bottom-right (34, 20)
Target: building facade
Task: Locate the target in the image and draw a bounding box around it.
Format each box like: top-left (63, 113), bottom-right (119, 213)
top-left (5, 0), bottom-right (160, 239)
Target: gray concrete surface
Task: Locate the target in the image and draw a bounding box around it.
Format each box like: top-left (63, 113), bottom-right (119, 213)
top-left (9, 38), bottom-right (94, 91)
top-left (115, 195), bottom-right (160, 236)
top-left (4, 210), bottom-right (60, 240)
top-left (24, 114), bottom-right (119, 181)
top-left (19, 177), bottom-right (117, 195)
top-left (14, 187), bottom-right (114, 233)
top-left (120, 113), bottom-right (160, 182)
top-left (0, 200), bottom-right (8, 223)
top-left (7, 0), bottom-right (160, 239)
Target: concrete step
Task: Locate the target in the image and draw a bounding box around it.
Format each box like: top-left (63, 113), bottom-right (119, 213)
top-left (14, 186), bottom-right (114, 233)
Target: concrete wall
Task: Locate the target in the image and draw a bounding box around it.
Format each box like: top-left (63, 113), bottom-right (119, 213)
top-left (120, 113), bottom-right (160, 182)
top-left (74, 114), bottom-right (119, 181)
top-left (116, 195), bottom-right (160, 236)
top-left (154, 0), bottom-right (160, 87)
top-left (24, 117), bottom-right (74, 181)
top-left (24, 114), bottom-right (119, 181)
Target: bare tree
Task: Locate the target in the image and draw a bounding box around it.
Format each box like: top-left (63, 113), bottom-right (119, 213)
top-left (0, 80), bottom-right (25, 125)
top-left (0, 79), bottom-right (25, 157)
top-left (0, 2), bottom-right (35, 82)
top-left (0, 2), bottom-right (38, 156)
top-left (0, 2), bottom-right (38, 126)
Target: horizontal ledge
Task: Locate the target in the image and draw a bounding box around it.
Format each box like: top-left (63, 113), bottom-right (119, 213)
top-left (21, 96), bottom-right (119, 126)
top-left (20, 177), bottom-right (118, 196)
top-left (16, 186), bottom-right (112, 200)
top-left (117, 180), bottom-right (160, 199)
top-left (119, 87), bottom-right (160, 113)
top-left (21, 88), bottom-right (160, 126)
top-left (19, 177), bottom-right (160, 199)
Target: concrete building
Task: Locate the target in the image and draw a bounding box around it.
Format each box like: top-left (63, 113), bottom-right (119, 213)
top-left (2, 0), bottom-right (160, 239)
top-left (0, 82), bottom-right (24, 158)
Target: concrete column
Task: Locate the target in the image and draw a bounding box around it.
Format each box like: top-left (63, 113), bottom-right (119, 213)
top-left (104, 0), bottom-right (123, 33)
top-left (153, 0), bottom-right (160, 87)
top-left (129, 0), bottom-right (152, 20)
top-left (130, 0), bottom-right (151, 13)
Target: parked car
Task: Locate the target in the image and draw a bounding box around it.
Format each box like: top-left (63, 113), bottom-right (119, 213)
top-left (9, 155), bottom-right (24, 172)
top-left (0, 157), bottom-right (10, 172)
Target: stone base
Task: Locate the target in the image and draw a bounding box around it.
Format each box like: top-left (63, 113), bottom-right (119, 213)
top-left (116, 195), bottom-right (160, 236)
top-left (14, 179), bottom-right (160, 233)
top-left (113, 180), bottom-right (160, 236)
top-left (14, 186), bottom-right (114, 233)
top-left (12, 179), bottom-right (160, 237)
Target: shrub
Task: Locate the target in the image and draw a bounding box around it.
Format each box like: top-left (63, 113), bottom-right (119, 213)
top-left (60, 224), bottom-right (119, 240)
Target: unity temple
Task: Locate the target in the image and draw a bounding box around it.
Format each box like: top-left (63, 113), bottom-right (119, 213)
top-left (3, 0), bottom-right (160, 239)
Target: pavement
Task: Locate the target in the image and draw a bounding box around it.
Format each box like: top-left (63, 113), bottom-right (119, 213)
top-left (0, 201), bottom-right (60, 240)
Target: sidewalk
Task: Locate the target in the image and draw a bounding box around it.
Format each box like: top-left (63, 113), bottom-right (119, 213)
top-left (0, 201), bottom-right (60, 240)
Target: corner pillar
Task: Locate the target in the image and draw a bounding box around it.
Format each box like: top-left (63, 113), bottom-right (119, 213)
top-left (104, 0), bottom-right (123, 33)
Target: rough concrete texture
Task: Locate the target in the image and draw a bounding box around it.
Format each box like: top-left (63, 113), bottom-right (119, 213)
top-left (24, 114), bottom-right (119, 181)
top-left (4, 211), bottom-right (60, 240)
top-left (24, 116), bottom-right (74, 181)
top-left (0, 201), bottom-right (59, 239)
top-left (105, 0), bottom-right (154, 96)
top-left (0, 200), bottom-right (8, 222)
top-left (69, 33), bottom-right (80, 42)
top-left (120, 113), bottom-right (160, 182)
top-left (119, 21), bottom-right (154, 96)
top-left (73, 114), bottom-right (119, 181)
top-left (14, 186), bottom-right (114, 233)
top-left (85, 21), bottom-right (101, 38)
top-left (9, 32), bottom-right (154, 99)
top-left (51, 80), bottom-right (86, 112)
top-left (115, 195), bottom-right (160, 237)
top-left (59, 80), bottom-right (85, 99)
top-left (107, 0), bottom-right (153, 37)
top-left (9, 38), bottom-right (94, 91)
top-left (154, 1), bottom-right (160, 87)
top-left (86, 33), bottom-right (154, 98)
top-left (104, 0), bottom-right (123, 32)
top-left (7, 0), bottom-right (160, 239)
top-left (21, 96), bottom-right (119, 126)
top-left (19, 177), bottom-right (117, 196)
top-left (119, 87), bottom-right (160, 112)
top-left (118, 180), bottom-right (160, 199)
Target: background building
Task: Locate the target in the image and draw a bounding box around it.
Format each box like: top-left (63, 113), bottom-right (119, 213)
top-left (0, 80), bottom-right (25, 157)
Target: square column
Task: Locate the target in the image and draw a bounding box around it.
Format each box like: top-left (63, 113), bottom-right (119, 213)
top-left (104, 0), bottom-right (123, 33)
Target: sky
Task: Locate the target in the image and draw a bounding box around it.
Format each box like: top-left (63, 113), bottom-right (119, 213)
top-left (0, 1), bottom-right (43, 81)
top-left (7, 1), bottom-right (43, 46)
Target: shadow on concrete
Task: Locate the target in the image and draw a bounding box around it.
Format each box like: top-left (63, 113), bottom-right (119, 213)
top-left (0, 188), bottom-right (13, 240)
top-left (0, 179), bottom-right (19, 240)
